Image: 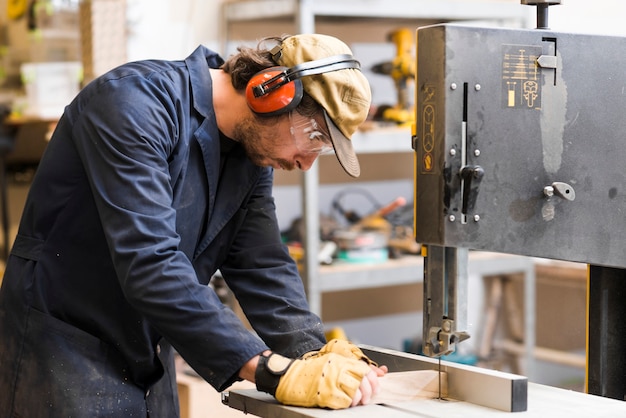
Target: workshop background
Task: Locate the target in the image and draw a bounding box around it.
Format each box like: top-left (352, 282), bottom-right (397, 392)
top-left (1, 0), bottom-right (626, 416)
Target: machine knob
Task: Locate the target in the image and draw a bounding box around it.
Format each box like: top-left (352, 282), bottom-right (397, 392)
top-left (543, 181), bottom-right (575, 201)
top-left (460, 165), bottom-right (485, 215)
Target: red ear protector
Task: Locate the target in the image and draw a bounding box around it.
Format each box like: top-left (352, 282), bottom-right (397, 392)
top-left (246, 53), bottom-right (361, 117)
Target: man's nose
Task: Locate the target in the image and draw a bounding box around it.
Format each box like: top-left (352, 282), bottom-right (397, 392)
top-left (297, 153), bottom-right (318, 171)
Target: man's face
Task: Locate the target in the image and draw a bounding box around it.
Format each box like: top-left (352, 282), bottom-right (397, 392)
top-left (234, 111), bottom-right (332, 172)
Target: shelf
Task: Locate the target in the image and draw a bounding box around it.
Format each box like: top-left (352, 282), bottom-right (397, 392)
top-left (318, 252), bottom-right (535, 293)
top-left (319, 255), bottom-right (424, 292)
top-left (352, 126), bottom-right (413, 154)
top-left (223, 0), bottom-right (530, 25)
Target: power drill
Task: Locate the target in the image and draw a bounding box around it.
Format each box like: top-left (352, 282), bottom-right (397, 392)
top-left (371, 28), bottom-right (416, 125)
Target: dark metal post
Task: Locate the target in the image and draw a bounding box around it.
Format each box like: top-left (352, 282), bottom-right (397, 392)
top-left (536, 3), bottom-right (549, 29)
top-left (521, 0), bottom-right (562, 29)
top-left (588, 265), bottom-right (626, 401)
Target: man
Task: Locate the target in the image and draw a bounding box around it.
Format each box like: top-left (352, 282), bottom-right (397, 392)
top-left (0, 33), bottom-right (387, 417)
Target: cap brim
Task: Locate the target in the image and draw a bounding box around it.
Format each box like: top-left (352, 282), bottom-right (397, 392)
top-left (323, 111), bottom-right (360, 177)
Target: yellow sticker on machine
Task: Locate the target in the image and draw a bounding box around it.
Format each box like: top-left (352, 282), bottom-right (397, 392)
top-left (420, 85), bottom-right (436, 174)
top-left (502, 44), bottom-right (543, 110)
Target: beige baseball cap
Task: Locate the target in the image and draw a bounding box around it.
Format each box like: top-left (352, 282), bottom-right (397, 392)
top-left (273, 34), bottom-right (372, 177)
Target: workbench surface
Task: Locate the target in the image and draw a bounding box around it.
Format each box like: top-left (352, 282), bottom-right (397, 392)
top-left (224, 384), bottom-right (626, 417)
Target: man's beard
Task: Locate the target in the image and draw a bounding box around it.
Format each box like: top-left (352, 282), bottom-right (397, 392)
top-left (232, 114), bottom-right (294, 170)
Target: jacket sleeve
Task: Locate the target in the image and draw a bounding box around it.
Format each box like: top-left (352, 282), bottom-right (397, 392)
top-left (218, 168), bottom-right (327, 359)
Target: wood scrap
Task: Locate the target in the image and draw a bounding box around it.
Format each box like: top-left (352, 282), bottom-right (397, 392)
top-left (372, 370), bottom-right (448, 404)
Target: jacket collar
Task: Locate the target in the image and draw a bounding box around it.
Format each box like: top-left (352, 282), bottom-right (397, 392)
top-left (185, 45), bottom-right (224, 119)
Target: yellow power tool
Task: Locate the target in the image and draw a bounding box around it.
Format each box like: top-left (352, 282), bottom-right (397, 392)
top-left (371, 28), bottom-right (416, 126)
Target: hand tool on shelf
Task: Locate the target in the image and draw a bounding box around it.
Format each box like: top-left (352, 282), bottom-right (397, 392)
top-left (371, 28), bottom-right (416, 126)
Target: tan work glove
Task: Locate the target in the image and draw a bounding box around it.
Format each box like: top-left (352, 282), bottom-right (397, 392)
top-left (255, 351), bottom-right (372, 409)
top-left (305, 339), bottom-right (378, 367)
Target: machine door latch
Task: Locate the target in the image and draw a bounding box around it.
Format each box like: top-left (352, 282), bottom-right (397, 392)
top-left (543, 181), bottom-right (575, 201)
top-left (537, 54), bottom-right (557, 69)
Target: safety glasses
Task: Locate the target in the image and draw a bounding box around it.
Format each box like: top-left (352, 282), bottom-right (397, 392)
top-left (289, 111), bottom-right (334, 155)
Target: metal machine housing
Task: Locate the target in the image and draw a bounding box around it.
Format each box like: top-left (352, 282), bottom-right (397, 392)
top-left (414, 24), bottom-right (626, 269)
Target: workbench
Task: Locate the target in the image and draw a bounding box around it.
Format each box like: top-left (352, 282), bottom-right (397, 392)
top-left (224, 384), bottom-right (626, 417)
top-left (223, 346), bottom-right (626, 417)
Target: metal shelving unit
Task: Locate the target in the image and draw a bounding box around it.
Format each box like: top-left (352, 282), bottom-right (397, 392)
top-left (222, 0), bottom-right (531, 29)
top-left (221, 0), bottom-right (532, 315)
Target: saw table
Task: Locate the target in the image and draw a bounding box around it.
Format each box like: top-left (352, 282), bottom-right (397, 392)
top-left (222, 346), bottom-right (626, 417)
top-left (224, 386), bottom-right (626, 417)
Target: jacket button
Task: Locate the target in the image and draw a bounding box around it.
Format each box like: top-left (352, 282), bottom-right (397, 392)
top-left (156, 344), bottom-right (161, 355)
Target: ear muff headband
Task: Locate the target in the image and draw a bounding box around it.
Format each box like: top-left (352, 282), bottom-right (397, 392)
top-left (246, 54), bottom-right (361, 117)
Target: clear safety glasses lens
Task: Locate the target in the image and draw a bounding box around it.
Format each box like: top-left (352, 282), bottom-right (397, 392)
top-left (289, 111), bottom-right (334, 155)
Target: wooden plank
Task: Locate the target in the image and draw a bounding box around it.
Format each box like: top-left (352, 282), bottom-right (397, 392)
top-left (498, 339), bottom-right (586, 369)
top-left (373, 370), bottom-right (448, 404)
top-left (388, 384), bottom-right (626, 417)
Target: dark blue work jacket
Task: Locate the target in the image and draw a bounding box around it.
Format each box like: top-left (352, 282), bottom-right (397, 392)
top-left (0, 46), bottom-right (325, 417)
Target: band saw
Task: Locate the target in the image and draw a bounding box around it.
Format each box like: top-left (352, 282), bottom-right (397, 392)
top-left (223, 0), bottom-right (626, 415)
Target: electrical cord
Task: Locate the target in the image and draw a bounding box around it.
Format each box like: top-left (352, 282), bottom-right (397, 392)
top-left (330, 187), bottom-right (382, 225)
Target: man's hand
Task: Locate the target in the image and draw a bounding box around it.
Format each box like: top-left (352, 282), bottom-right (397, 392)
top-left (350, 369), bottom-right (380, 407)
top-left (306, 339), bottom-right (389, 377)
top-left (308, 339), bottom-right (376, 364)
top-left (255, 351), bottom-right (376, 409)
